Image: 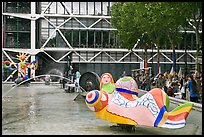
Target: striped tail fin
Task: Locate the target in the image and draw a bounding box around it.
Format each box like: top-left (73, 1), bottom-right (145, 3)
top-left (161, 102), bottom-right (193, 129)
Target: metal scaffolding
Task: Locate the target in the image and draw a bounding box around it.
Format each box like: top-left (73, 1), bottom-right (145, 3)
top-left (2, 2), bottom-right (202, 82)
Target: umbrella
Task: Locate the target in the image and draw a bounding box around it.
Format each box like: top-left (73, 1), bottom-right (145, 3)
top-left (170, 66), bottom-right (174, 75)
top-left (178, 67), bottom-right (182, 78)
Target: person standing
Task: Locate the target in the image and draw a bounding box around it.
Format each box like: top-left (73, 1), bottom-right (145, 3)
top-left (144, 73), bottom-right (151, 91)
top-left (167, 82), bottom-right (174, 97)
top-left (195, 76), bottom-right (201, 103)
top-left (187, 75), bottom-right (199, 103)
top-left (62, 72), bottom-right (67, 89)
top-left (10, 74), bottom-right (14, 82)
top-left (45, 75), bottom-right (51, 85)
top-left (180, 76), bottom-right (188, 100)
top-left (75, 71), bottom-right (81, 92)
top-left (156, 73), bottom-right (165, 89)
top-left (135, 73), bottom-right (141, 89)
top-left (121, 71), bottom-right (127, 78)
top-left (199, 76), bottom-right (202, 100)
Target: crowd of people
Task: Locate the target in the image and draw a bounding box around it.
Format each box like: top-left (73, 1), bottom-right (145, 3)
top-left (131, 70), bottom-right (202, 103)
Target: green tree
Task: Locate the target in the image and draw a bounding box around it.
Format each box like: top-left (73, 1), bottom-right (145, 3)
top-left (111, 2), bottom-right (142, 49)
top-left (111, 2), bottom-right (202, 74)
top-left (156, 2), bottom-right (190, 72)
top-left (133, 2), bottom-right (168, 73)
top-left (111, 2), bottom-right (149, 71)
top-left (181, 2), bottom-right (202, 74)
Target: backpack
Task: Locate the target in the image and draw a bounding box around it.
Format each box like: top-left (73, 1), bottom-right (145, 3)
top-left (192, 80), bottom-right (198, 94)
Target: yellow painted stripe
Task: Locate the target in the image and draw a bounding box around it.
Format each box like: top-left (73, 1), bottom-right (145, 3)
top-left (158, 111), bottom-right (168, 127)
top-left (95, 106), bottom-right (107, 120)
top-left (168, 106), bottom-right (192, 116)
top-left (96, 106), bottom-right (138, 125)
top-left (162, 91), bottom-right (166, 106)
top-left (95, 101), bottom-right (103, 110)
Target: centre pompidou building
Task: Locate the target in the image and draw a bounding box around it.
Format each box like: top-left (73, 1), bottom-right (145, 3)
top-left (2, 2), bottom-right (202, 82)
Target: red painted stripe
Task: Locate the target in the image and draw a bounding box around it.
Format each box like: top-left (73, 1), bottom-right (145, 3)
top-left (168, 112), bottom-right (189, 121)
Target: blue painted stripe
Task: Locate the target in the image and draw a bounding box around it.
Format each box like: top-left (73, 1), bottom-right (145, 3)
top-left (116, 88), bottom-right (138, 96)
top-left (154, 106), bottom-right (167, 127)
top-left (86, 91), bottom-right (99, 104)
top-left (165, 122), bottom-right (186, 125)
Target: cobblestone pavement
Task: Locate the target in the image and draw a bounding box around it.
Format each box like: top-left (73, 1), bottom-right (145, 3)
top-left (2, 83), bottom-right (202, 135)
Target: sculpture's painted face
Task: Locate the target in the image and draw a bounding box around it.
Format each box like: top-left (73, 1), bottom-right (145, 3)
top-left (17, 52), bottom-right (28, 62)
top-left (101, 74), bottom-right (111, 85)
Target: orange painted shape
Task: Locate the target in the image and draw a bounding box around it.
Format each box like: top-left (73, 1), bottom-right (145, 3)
top-left (168, 112), bottom-right (189, 121)
top-left (149, 88), bottom-right (164, 109)
top-left (119, 92), bottom-right (136, 101)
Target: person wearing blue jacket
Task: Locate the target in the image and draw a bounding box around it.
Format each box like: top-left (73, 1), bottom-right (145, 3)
top-left (187, 74), bottom-right (199, 103)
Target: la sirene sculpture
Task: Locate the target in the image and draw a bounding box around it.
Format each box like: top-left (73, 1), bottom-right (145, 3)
top-left (85, 73), bottom-right (193, 129)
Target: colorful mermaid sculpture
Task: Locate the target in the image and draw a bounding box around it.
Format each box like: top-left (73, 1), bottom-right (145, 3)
top-left (3, 52), bottom-right (38, 81)
top-left (100, 73), bottom-right (115, 94)
top-left (85, 75), bottom-right (193, 129)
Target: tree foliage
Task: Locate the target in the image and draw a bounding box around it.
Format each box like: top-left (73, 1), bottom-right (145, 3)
top-left (111, 2), bottom-right (202, 73)
top-left (111, 2), bottom-right (142, 49)
top-left (111, 2), bottom-right (202, 50)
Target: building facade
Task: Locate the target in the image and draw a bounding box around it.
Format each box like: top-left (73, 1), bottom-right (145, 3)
top-left (2, 2), bottom-right (202, 82)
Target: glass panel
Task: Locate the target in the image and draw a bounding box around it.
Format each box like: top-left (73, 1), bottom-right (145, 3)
top-left (95, 2), bottom-right (101, 15)
top-left (88, 2), bottom-right (94, 15)
top-left (102, 2), bottom-right (108, 15)
top-left (45, 2), bottom-right (56, 14)
top-left (88, 31), bottom-right (94, 48)
top-left (79, 2), bottom-right (86, 15)
top-left (73, 2), bottom-right (79, 14)
top-left (64, 2), bottom-right (72, 14)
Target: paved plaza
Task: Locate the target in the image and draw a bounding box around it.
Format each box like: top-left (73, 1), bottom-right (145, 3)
top-left (2, 83), bottom-right (202, 135)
